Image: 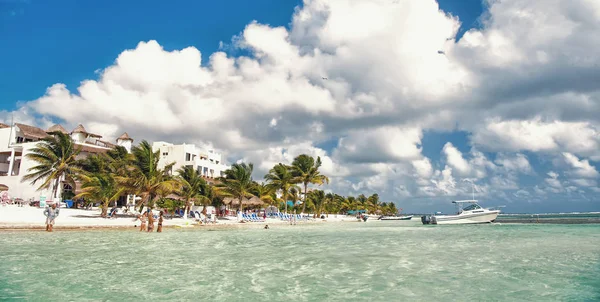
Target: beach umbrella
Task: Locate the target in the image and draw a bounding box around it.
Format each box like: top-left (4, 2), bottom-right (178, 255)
top-left (0, 184), bottom-right (8, 191)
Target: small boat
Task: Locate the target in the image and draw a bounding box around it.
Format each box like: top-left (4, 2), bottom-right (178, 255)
top-left (379, 215), bottom-right (413, 221)
top-left (422, 200), bottom-right (500, 225)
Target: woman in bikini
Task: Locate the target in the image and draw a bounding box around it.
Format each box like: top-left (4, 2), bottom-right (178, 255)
top-left (157, 211), bottom-right (164, 232)
top-left (147, 209), bottom-right (155, 232)
top-left (139, 212), bottom-right (147, 232)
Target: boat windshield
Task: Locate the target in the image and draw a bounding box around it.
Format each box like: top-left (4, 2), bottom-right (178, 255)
top-left (462, 204), bottom-right (482, 211)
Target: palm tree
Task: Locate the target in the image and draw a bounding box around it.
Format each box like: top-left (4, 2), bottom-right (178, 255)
top-left (340, 196), bottom-right (354, 214)
top-left (290, 154), bottom-right (330, 214)
top-left (215, 162), bottom-right (255, 213)
top-left (264, 163), bottom-right (296, 213)
top-left (357, 194), bottom-right (368, 212)
top-left (176, 166), bottom-right (209, 219)
top-left (252, 182), bottom-right (276, 205)
top-left (22, 131), bottom-right (81, 200)
top-left (308, 190), bottom-right (326, 218)
top-left (75, 146), bottom-right (129, 217)
top-left (289, 187), bottom-right (300, 212)
top-left (118, 140), bottom-right (178, 211)
top-left (367, 193), bottom-right (381, 214)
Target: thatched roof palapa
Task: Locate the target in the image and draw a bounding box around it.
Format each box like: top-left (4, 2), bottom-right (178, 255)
top-left (117, 132), bottom-right (134, 142)
top-left (71, 124), bottom-right (101, 138)
top-left (0, 123), bottom-right (10, 129)
top-left (15, 123), bottom-right (49, 139)
top-left (222, 196), bottom-right (264, 206)
top-left (46, 124), bottom-right (69, 134)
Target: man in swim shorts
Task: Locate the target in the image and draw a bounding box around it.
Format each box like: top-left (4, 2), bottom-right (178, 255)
top-left (44, 203), bottom-right (60, 232)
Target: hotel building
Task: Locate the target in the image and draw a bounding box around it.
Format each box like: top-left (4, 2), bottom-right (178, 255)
top-left (152, 141), bottom-right (230, 182)
top-left (0, 122), bottom-right (133, 202)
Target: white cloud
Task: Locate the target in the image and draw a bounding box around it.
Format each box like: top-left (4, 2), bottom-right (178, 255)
top-left (442, 142), bottom-right (471, 176)
top-left (334, 127), bottom-right (423, 163)
top-left (561, 152), bottom-right (599, 178)
top-left (3, 0), bottom-right (600, 210)
top-left (412, 157), bottom-right (433, 178)
top-left (471, 119), bottom-right (600, 160)
top-left (494, 153), bottom-right (534, 174)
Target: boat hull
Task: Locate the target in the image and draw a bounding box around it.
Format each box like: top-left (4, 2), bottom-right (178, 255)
top-left (431, 210), bottom-right (500, 225)
top-left (380, 216), bottom-right (413, 221)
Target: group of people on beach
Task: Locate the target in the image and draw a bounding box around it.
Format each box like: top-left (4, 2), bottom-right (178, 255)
top-left (135, 209), bottom-right (164, 232)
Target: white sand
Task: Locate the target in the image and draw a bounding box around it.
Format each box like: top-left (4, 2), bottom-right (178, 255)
top-left (0, 204), bottom-right (362, 230)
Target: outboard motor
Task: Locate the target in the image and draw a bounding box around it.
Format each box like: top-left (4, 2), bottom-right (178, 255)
top-left (421, 215), bottom-right (431, 225)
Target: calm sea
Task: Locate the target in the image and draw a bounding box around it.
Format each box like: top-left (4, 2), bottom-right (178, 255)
top-left (1, 222), bottom-right (599, 301)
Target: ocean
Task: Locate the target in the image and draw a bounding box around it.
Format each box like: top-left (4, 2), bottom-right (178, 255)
top-left (1, 222), bottom-right (599, 301)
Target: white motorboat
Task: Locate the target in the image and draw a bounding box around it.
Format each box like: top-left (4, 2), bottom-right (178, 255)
top-left (379, 215), bottom-right (413, 221)
top-left (424, 200), bottom-right (500, 225)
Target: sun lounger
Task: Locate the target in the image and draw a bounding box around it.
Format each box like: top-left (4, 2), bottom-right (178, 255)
top-left (251, 213), bottom-right (265, 222)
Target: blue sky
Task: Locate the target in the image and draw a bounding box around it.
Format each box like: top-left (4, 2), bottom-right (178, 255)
top-left (0, 0), bottom-right (482, 107)
top-left (1, 0), bottom-right (599, 213)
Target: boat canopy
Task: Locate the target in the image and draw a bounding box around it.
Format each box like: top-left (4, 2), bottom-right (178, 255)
top-left (462, 204), bottom-right (482, 211)
top-left (452, 200), bottom-right (479, 204)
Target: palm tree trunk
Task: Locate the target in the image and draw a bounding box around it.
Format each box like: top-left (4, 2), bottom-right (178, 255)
top-left (101, 201), bottom-right (109, 218)
top-left (51, 177), bottom-right (60, 199)
top-left (301, 183), bottom-right (308, 214)
top-left (238, 196), bottom-right (243, 213)
top-left (283, 191), bottom-right (288, 213)
top-left (183, 198), bottom-right (190, 220)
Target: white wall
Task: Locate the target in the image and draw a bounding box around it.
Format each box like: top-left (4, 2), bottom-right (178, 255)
top-left (0, 128), bottom-right (14, 152)
top-left (0, 142), bottom-right (54, 201)
top-left (153, 141), bottom-right (230, 177)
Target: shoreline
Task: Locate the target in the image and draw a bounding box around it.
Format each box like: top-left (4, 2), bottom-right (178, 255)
top-left (0, 219), bottom-right (355, 232)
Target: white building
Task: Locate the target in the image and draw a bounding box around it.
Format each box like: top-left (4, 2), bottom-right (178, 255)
top-left (0, 122), bottom-right (133, 202)
top-left (152, 141), bottom-right (230, 182)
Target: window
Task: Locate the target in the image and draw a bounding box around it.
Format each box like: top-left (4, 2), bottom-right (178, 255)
top-left (16, 137), bottom-right (24, 143)
top-left (185, 153), bottom-right (191, 161)
top-left (162, 152), bottom-right (168, 156)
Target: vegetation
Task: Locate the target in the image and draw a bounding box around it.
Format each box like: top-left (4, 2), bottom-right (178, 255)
top-left (215, 162), bottom-right (256, 213)
top-left (290, 154), bottom-right (330, 214)
top-left (24, 132), bottom-right (400, 217)
top-left (175, 165), bottom-right (209, 219)
top-left (118, 140), bottom-right (179, 211)
top-left (22, 131), bottom-right (82, 199)
top-left (75, 146), bottom-right (129, 217)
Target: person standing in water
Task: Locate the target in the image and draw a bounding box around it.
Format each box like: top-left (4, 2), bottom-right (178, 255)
top-left (147, 209), bottom-right (155, 232)
top-left (157, 211), bottom-right (164, 233)
top-left (43, 203), bottom-right (60, 232)
top-left (138, 212), bottom-right (147, 232)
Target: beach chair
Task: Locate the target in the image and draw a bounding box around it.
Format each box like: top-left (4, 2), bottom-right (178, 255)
top-left (252, 213), bottom-right (264, 222)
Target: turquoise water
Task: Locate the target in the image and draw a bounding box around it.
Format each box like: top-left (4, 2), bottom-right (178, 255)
top-left (1, 223), bottom-right (599, 301)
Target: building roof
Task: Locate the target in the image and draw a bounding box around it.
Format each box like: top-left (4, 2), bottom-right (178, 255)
top-left (97, 140), bottom-right (116, 148)
top-left (77, 144), bottom-right (111, 154)
top-left (0, 123), bottom-right (10, 129)
top-left (117, 132), bottom-right (134, 142)
top-left (71, 124), bottom-right (102, 138)
top-left (15, 123), bottom-right (49, 139)
top-left (46, 124), bottom-right (69, 134)
top-left (222, 196), bottom-right (264, 206)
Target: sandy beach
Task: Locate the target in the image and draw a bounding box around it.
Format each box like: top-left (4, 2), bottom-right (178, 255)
top-left (0, 204), bottom-right (361, 230)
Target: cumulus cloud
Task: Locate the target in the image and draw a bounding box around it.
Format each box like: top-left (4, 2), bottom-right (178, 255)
top-left (3, 0), bottom-right (600, 210)
top-left (561, 152), bottom-right (599, 178)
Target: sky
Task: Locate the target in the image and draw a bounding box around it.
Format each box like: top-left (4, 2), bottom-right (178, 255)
top-left (1, 0), bottom-right (599, 213)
